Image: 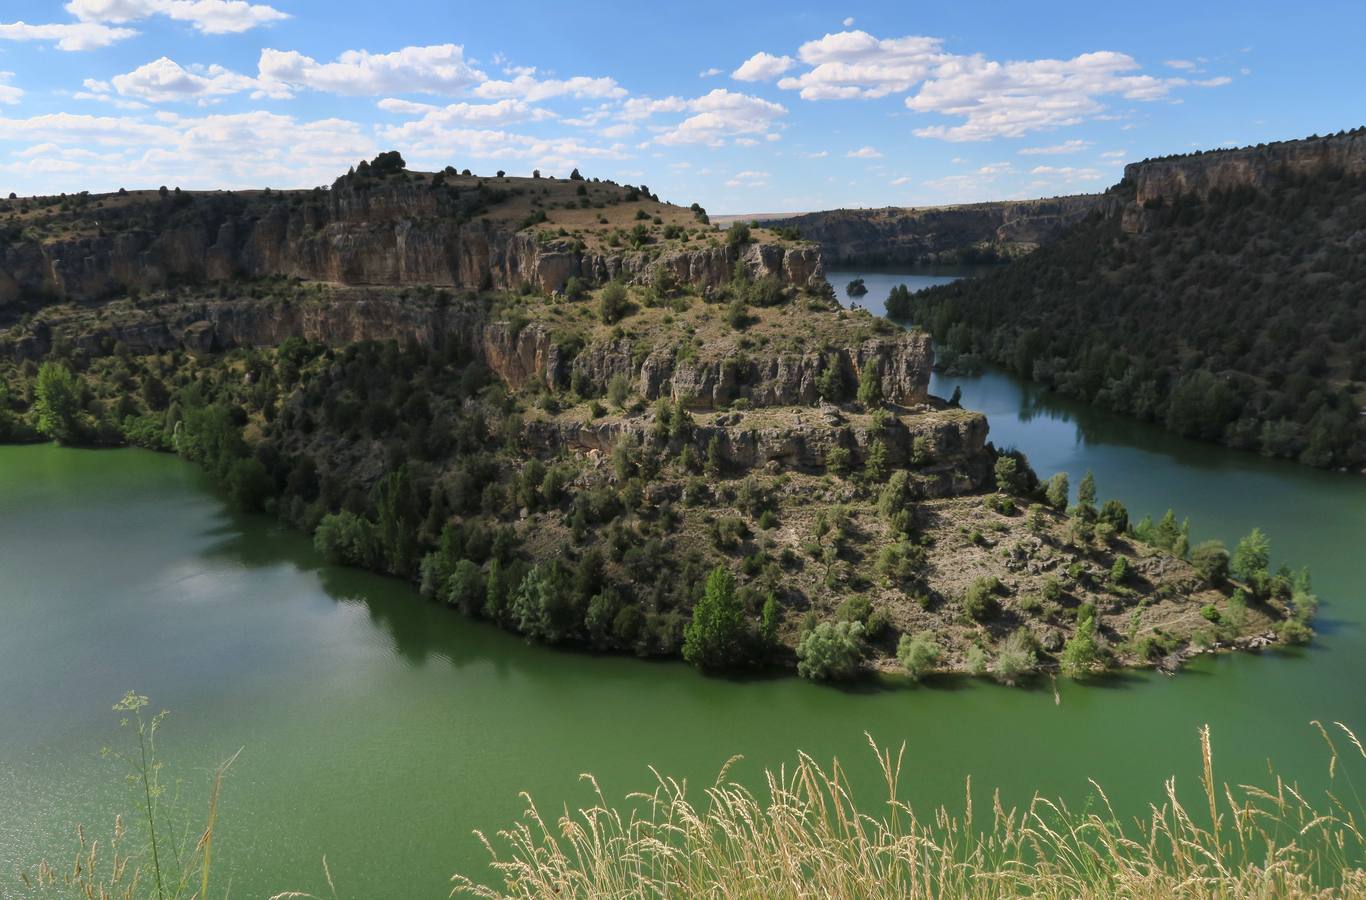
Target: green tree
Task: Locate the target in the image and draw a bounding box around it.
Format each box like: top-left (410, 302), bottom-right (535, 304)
top-left (1077, 470), bottom-right (1096, 512)
top-left (600, 281), bottom-right (629, 324)
top-left (864, 439), bottom-right (889, 482)
top-left (961, 576), bottom-right (999, 621)
top-left (994, 456), bottom-right (1022, 495)
top-left (1045, 472), bottom-right (1069, 510)
top-left (683, 566), bottom-right (747, 670)
top-left (1232, 528), bottom-right (1271, 581)
top-left (760, 592), bottom-right (780, 646)
top-left (1191, 540), bottom-right (1230, 583)
top-left (897, 633), bottom-right (939, 682)
top-left (226, 457), bottom-right (273, 512)
top-left (857, 360), bottom-right (883, 408)
top-left (34, 361), bottom-right (81, 444)
top-left (447, 559), bottom-right (485, 615)
top-left (1059, 603), bottom-right (1099, 678)
top-left (796, 621), bottom-right (864, 681)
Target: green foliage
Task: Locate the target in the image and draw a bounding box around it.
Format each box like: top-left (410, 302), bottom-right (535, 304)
top-left (1059, 603), bottom-right (1100, 678)
top-left (607, 373), bottom-right (631, 408)
top-left (991, 630), bottom-right (1036, 685)
top-left (225, 457), bottom-right (273, 512)
top-left (993, 456), bottom-right (1022, 495)
top-left (1191, 540), bottom-right (1230, 583)
top-left (1045, 472), bottom-right (1069, 510)
top-left (34, 361), bottom-right (82, 444)
top-left (864, 439), bottom-right (889, 482)
top-left (1232, 527), bottom-right (1271, 581)
top-left (1077, 470), bottom-right (1096, 511)
top-left (856, 360), bottom-right (882, 409)
top-left (825, 446), bottom-right (852, 478)
top-left (884, 283), bottom-right (913, 319)
top-left (683, 566), bottom-right (748, 670)
top-left (897, 632), bottom-right (939, 681)
top-left (796, 620), bottom-right (865, 681)
top-left (961, 576), bottom-right (1000, 621)
top-left (1109, 555), bottom-right (1130, 587)
top-left (313, 511), bottom-right (378, 568)
top-left (600, 281), bottom-right (630, 324)
top-left (760, 592), bottom-right (780, 646)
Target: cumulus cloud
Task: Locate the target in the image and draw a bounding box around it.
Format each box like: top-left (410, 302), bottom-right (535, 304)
top-left (732, 52), bottom-right (795, 82)
top-left (760, 28), bottom-right (1231, 140)
top-left (472, 74), bottom-right (626, 102)
top-left (777, 30), bottom-right (949, 99)
top-left (0, 20), bottom-right (136, 50)
top-left (648, 89), bottom-right (788, 146)
top-left (65, 0), bottom-right (287, 34)
top-left (842, 16), bottom-right (855, 26)
top-left (258, 44), bottom-right (487, 97)
top-left (1018, 139), bottom-right (1091, 155)
top-left (378, 98), bottom-right (556, 134)
top-left (699, 67), bottom-right (721, 78)
top-left (846, 145), bottom-right (882, 158)
top-left (106, 56), bottom-right (283, 103)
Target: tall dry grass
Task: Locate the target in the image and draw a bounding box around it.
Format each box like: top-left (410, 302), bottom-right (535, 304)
top-left (452, 722), bottom-right (1366, 899)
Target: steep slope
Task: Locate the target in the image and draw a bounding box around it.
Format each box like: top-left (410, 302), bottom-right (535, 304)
top-left (906, 128), bottom-right (1366, 471)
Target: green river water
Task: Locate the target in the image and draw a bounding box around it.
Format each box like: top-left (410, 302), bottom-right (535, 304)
top-left (0, 269), bottom-right (1362, 896)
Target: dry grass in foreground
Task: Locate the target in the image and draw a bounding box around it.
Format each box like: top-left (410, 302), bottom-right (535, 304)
top-left (452, 723), bottom-right (1366, 899)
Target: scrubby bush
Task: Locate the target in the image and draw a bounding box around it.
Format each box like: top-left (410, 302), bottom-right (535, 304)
top-left (796, 621), bottom-right (864, 681)
top-left (961, 576), bottom-right (1000, 621)
top-left (991, 630), bottom-right (1036, 685)
top-left (897, 633), bottom-right (939, 681)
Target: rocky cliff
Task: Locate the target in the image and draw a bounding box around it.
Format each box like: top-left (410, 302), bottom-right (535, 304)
top-left (1118, 128), bottom-right (1366, 233)
top-left (746, 195), bottom-right (1104, 267)
top-left (1124, 128), bottom-right (1366, 205)
top-left (0, 170), bottom-right (823, 310)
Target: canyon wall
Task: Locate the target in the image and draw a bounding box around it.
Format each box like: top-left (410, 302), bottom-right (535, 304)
top-left (1124, 129), bottom-right (1366, 205)
top-left (752, 195), bottom-right (1104, 266)
top-left (9, 289), bottom-right (935, 409)
top-left (0, 178), bottom-right (824, 308)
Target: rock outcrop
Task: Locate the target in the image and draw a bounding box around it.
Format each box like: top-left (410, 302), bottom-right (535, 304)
top-left (524, 404), bottom-right (992, 493)
top-left (1119, 128), bottom-right (1366, 233)
top-left (0, 176), bottom-right (824, 309)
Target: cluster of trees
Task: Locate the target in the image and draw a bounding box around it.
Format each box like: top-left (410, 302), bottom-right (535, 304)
top-left (910, 169), bottom-right (1366, 468)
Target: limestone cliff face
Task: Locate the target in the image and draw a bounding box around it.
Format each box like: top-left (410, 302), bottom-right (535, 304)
top-left (1124, 130), bottom-right (1366, 205)
top-left (755, 195), bottom-right (1103, 266)
top-left (0, 179), bottom-right (824, 307)
top-left (565, 329), bottom-right (933, 409)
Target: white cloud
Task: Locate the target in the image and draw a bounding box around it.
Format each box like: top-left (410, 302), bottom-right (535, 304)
top-left (653, 89), bottom-right (787, 146)
top-left (699, 67), bottom-right (721, 78)
top-left (378, 98), bottom-right (555, 133)
top-left (760, 29), bottom-right (1228, 140)
top-left (777, 30), bottom-right (948, 99)
top-left (1099, 149), bottom-right (1126, 159)
top-left (107, 56), bottom-right (281, 103)
top-left (1165, 59), bottom-right (1198, 71)
top-left (0, 20), bottom-right (136, 50)
top-left (725, 169), bottom-right (768, 188)
top-left (800, 150), bottom-right (829, 158)
top-left (0, 110), bottom-right (376, 189)
top-left (472, 74), bottom-right (626, 102)
top-left (842, 16), bottom-right (855, 26)
top-left (65, 0), bottom-right (287, 34)
top-left (1018, 139), bottom-right (1091, 155)
top-left (732, 51), bottom-right (795, 82)
top-left (258, 45), bottom-right (487, 97)
top-left (890, 175), bottom-right (910, 185)
top-left (846, 145), bottom-right (882, 158)
top-left (1028, 164), bottom-right (1104, 182)
top-left (0, 72), bottom-right (22, 105)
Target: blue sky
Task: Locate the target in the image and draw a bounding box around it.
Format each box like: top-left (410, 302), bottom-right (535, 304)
top-left (1, 0), bottom-right (1362, 212)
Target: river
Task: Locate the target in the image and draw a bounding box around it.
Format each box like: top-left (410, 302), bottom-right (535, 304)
top-left (0, 268), bottom-right (1362, 896)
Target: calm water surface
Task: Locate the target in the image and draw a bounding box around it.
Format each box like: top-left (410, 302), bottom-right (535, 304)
top-left (1, 269), bottom-right (1362, 896)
